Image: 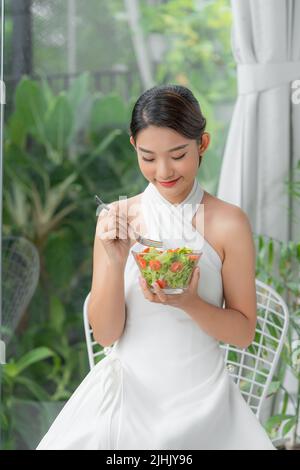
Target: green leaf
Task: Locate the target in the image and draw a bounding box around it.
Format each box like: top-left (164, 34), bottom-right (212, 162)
top-left (45, 93), bottom-right (73, 159)
top-left (296, 243), bottom-right (300, 262)
top-left (282, 391), bottom-right (289, 415)
top-left (76, 128), bottom-right (122, 174)
top-left (49, 295), bottom-right (66, 333)
top-left (43, 172), bottom-right (77, 219)
top-left (67, 72), bottom-right (92, 138)
top-left (3, 180), bottom-right (31, 230)
top-left (40, 77), bottom-right (55, 107)
top-left (45, 232), bottom-right (75, 290)
top-left (268, 239), bottom-right (274, 267)
top-left (0, 407), bottom-right (9, 430)
top-left (3, 362), bottom-right (19, 379)
top-left (15, 77), bottom-right (47, 143)
top-left (267, 380), bottom-right (281, 397)
top-left (15, 376), bottom-right (52, 401)
top-left (286, 281), bottom-right (300, 294)
top-left (12, 347), bottom-right (55, 377)
top-left (282, 417), bottom-right (297, 436)
top-left (264, 414), bottom-right (294, 434)
top-left (227, 350), bottom-right (238, 362)
top-left (6, 111), bottom-right (27, 148)
top-left (258, 234), bottom-right (264, 252)
top-left (90, 92), bottom-right (127, 132)
top-left (4, 142), bottom-right (48, 188)
top-left (67, 72), bottom-right (90, 114)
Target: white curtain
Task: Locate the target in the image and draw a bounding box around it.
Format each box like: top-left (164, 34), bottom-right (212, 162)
top-left (217, 0), bottom-right (300, 243)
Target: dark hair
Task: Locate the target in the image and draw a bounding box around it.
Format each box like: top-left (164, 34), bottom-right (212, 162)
top-left (129, 84), bottom-right (207, 167)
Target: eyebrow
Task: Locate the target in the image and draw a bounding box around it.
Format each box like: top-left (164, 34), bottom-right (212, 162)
top-left (138, 144), bottom-right (189, 154)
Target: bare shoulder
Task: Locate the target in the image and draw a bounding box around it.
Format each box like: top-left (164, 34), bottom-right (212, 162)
top-left (219, 200), bottom-right (253, 251)
top-left (203, 191), bottom-right (253, 237)
top-left (208, 194), bottom-right (255, 268)
top-left (196, 191), bottom-right (254, 264)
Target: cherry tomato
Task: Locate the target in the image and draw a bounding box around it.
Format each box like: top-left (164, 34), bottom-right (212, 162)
top-left (137, 255), bottom-right (147, 269)
top-left (149, 259), bottom-right (161, 271)
top-left (170, 261), bottom-right (183, 273)
top-left (188, 255), bottom-right (200, 262)
top-left (156, 278), bottom-right (168, 288)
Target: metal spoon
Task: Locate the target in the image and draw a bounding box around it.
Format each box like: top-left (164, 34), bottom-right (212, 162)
top-left (94, 195), bottom-right (163, 249)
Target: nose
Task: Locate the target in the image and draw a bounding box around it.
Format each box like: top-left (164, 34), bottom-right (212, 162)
top-left (156, 159), bottom-right (175, 180)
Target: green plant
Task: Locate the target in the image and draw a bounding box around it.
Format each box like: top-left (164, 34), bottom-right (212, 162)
top-left (141, 0), bottom-right (235, 101)
top-left (2, 73), bottom-right (146, 449)
top-left (252, 159), bottom-right (300, 448)
top-left (0, 292), bottom-right (91, 450)
top-left (254, 234), bottom-right (300, 446)
top-left (3, 73), bottom-right (143, 307)
top-left (1, 346), bottom-right (56, 449)
top-left (140, 0), bottom-right (234, 195)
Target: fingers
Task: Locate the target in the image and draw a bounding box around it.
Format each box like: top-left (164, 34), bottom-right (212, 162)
top-left (97, 206), bottom-right (130, 240)
top-left (98, 221), bottom-right (128, 240)
top-left (98, 228), bottom-right (118, 241)
top-left (152, 282), bottom-right (168, 303)
top-left (138, 277), bottom-right (168, 303)
top-left (139, 276), bottom-right (156, 302)
top-left (188, 266), bottom-right (200, 292)
top-left (127, 221), bottom-right (137, 241)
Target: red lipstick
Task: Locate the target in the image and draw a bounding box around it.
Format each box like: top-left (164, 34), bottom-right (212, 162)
top-left (158, 177), bottom-right (181, 187)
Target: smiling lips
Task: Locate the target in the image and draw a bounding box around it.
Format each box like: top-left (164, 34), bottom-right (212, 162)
top-left (158, 177), bottom-right (181, 187)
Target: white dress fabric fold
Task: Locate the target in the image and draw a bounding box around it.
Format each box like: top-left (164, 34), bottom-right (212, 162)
top-left (36, 178), bottom-right (276, 450)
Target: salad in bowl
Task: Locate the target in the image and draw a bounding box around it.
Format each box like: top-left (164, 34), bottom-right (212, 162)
top-left (132, 246), bottom-right (202, 294)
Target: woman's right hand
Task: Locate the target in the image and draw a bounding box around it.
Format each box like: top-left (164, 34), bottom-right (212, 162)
top-left (96, 201), bottom-right (134, 266)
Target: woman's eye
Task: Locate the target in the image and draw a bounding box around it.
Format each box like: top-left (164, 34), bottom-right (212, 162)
top-left (142, 153), bottom-right (186, 162)
top-left (172, 153), bottom-right (186, 160)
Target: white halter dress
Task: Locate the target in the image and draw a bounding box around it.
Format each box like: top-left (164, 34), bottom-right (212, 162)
top-left (36, 178), bottom-right (276, 450)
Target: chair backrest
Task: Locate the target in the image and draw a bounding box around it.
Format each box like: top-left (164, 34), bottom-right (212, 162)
top-left (83, 292), bottom-right (113, 370)
top-left (2, 236), bottom-right (40, 345)
top-left (83, 279), bottom-right (289, 423)
top-left (219, 279), bottom-right (289, 422)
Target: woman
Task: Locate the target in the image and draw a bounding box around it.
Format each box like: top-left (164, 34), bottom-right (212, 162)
top-left (36, 84), bottom-right (276, 450)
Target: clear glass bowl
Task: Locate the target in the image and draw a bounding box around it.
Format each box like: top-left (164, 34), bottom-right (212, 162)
top-left (132, 246), bottom-right (203, 295)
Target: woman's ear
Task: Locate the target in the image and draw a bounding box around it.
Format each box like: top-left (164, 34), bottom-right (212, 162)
top-left (199, 132), bottom-right (210, 154)
top-left (130, 135), bottom-right (136, 149)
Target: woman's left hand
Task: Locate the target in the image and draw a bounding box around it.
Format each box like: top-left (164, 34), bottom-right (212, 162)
top-left (138, 266), bottom-right (200, 311)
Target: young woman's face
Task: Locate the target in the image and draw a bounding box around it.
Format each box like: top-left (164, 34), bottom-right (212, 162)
top-left (130, 126), bottom-right (207, 203)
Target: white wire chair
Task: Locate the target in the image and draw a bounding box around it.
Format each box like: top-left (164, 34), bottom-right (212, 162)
top-left (83, 292), bottom-right (113, 370)
top-left (83, 279), bottom-right (289, 424)
top-left (219, 279), bottom-right (289, 425)
top-left (2, 236), bottom-right (40, 346)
